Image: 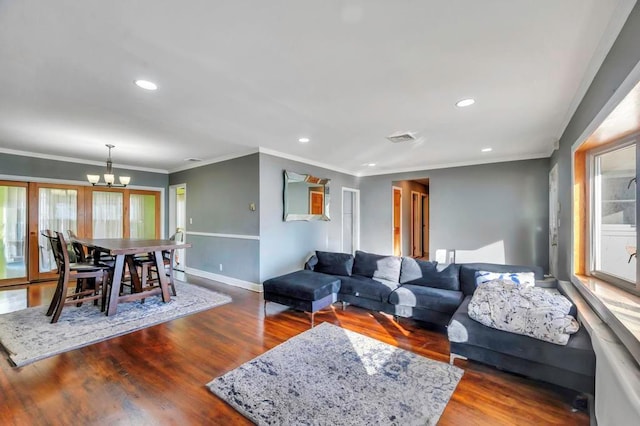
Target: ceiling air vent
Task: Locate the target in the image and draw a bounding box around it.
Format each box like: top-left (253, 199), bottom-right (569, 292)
top-left (184, 158), bottom-right (203, 162)
top-left (386, 131), bottom-right (417, 143)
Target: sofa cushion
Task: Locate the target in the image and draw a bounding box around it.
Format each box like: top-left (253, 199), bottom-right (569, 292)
top-left (263, 270), bottom-right (341, 301)
top-left (448, 296), bottom-right (595, 376)
top-left (399, 257), bottom-right (437, 284)
top-left (400, 259), bottom-right (460, 291)
top-left (352, 250), bottom-right (402, 282)
top-left (389, 284), bottom-right (464, 314)
top-left (459, 263), bottom-right (544, 296)
top-left (314, 251), bottom-right (354, 276)
top-left (338, 275), bottom-right (399, 302)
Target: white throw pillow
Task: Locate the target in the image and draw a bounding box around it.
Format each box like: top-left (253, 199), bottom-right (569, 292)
top-left (475, 271), bottom-right (536, 287)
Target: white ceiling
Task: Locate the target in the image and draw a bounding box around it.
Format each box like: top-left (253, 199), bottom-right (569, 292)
top-left (0, 0), bottom-right (634, 176)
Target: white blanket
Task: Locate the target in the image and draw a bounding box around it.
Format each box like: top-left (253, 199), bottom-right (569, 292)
top-left (468, 279), bottom-right (579, 345)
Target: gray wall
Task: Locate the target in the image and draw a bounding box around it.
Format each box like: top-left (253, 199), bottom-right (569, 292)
top-left (0, 151), bottom-right (170, 233)
top-left (361, 159), bottom-right (549, 270)
top-left (0, 151), bottom-right (168, 188)
top-left (259, 153), bottom-right (359, 281)
top-left (550, 3), bottom-right (640, 280)
top-left (169, 153), bottom-right (260, 283)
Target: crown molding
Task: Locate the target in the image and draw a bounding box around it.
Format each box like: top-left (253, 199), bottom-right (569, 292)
top-left (258, 147), bottom-right (358, 176)
top-left (357, 152), bottom-right (551, 177)
top-left (168, 148), bottom-right (259, 173)
top-left (554, 0), bottom-right (637, 143)
top-left (0, 147), bottom-right (169, 174)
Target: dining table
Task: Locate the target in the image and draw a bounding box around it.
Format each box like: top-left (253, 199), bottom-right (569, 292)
top-left (72, 238), bottom-right (192, 316)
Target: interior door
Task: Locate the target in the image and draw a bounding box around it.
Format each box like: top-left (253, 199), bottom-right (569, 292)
top-left (411, 192), bottom-right (422, 257)
top-left (393, 187), bottom-right (401, 256)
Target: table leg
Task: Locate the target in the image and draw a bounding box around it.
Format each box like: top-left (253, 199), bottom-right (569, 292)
top-left (107, 254), bottom-right (125, 316)
top-left (125, 255), bottom-right (142, 292)
top-left (154, 250), bottom-right (171, 302)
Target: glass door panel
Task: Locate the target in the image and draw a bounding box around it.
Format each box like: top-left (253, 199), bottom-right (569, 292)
top-left (92, 192), bottom-right (123, 238)
top-left (130, 193), bottom-right (157, 239)
top-left (38, 188), bottom-right (78, 273)
top-left (0, 185), bottom-right (27, 282)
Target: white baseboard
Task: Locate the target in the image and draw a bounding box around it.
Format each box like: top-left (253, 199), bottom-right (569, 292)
top-left (184, 267), bottom-right (263, 293)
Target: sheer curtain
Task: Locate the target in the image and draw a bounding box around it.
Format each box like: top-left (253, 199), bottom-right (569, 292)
top-left (92, 192), bottom-right (123, 239)
top-left (0, 186), bottom-right (27, 279)
top-left (130, 194), bottom-right (156, 239)
top-left (39, 188), bottom-right (77, 272)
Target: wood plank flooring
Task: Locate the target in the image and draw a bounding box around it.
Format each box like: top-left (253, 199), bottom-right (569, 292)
top-left (0, 276), bottom-right (588, 425)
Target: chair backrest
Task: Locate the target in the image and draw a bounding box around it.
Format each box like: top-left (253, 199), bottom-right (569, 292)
top-left (54, 231), bottom-right (71, 275)
top-left (169, 230), bottom-right (184, 242)
top-left (67, 230), bottom-right (87, 262)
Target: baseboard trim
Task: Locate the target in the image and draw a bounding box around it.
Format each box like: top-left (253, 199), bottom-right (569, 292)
top-left (184, 267), bottom-right (263, 293)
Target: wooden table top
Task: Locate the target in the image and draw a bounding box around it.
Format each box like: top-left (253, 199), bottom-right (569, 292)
top-left (72, 238), bottom-right (192, 256)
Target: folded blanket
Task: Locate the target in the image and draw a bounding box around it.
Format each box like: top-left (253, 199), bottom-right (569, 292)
top-left (468, 279), bottom-right (579, 345)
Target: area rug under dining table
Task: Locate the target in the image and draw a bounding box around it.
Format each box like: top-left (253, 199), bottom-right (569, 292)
top-left (207, 322), bottom-right (463, 425)
top-left (0, 281), bottom-right (231, 367)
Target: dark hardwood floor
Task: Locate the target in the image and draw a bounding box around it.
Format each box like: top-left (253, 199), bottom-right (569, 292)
top-left (0, 276), bottom-right (588, 425)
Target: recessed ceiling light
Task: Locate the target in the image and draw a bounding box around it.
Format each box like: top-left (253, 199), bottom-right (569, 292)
top-left (366, 163), bottom-right (376, 167)
top-left (456, 98), bottom-right (475, 108)
top-left (298, 137), bottom-right (310, 143)
top-left (481, 147), bottom-right (492, 152)
top-left (134, 79), bottom-right (158, 90)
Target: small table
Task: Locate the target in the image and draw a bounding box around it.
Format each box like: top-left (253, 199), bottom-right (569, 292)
top-left (72, 238), bottom-right (192, 316)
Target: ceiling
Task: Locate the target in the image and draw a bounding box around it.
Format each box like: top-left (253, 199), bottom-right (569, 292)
top-left (0, 1), bottom-right (634, 176)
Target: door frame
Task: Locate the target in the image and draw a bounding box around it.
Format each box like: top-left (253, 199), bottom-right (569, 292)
top-left (392, 186), bottom-right (402, 256)
top-left (169, 183), bottom-right (187, 270)
top-left (341, 187), bottom-right (360, 253)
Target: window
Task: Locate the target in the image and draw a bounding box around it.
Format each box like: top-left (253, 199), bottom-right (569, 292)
top-left (0, 182), bottom-right (27, 283)
top-left (38, 187), bottom-right (78, 272)
top-left (92, 191), bottom-right (124, 238)
top-left (588, 137), bottom-right (638, 293)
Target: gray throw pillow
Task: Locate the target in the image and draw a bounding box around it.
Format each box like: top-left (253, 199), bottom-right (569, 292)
top-left (315, 251), bottom-right (354, 276)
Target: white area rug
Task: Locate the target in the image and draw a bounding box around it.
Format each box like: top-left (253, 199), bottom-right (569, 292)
top-left (0, 281), bottom-right (231, 367)
top-left (208, 322), bottom-right (463, 426)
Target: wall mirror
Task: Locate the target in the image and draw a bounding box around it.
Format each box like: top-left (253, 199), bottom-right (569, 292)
top-left (284, 170), bottom-right (330, 221)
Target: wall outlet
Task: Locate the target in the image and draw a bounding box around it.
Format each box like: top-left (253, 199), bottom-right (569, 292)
top-left (219, 264), bottom-right (223, 272)
top-left (189, 218), bottom-right (193, 225)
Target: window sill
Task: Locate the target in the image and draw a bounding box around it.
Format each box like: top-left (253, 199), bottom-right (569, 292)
top-left (571, 274), bottom-right (640, 365)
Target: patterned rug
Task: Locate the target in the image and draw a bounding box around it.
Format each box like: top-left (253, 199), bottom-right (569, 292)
top-left (0, 281), bottom-right (231, 367)
top-left (207, 322), bottom-right (463, 425)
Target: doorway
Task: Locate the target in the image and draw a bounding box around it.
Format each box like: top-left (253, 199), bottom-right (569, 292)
top-left (341, 188), bottom-right (360, 254)
top-left (392, 186), bottom-right (402, 256)
top-left (169, 184), bottom-right (187, 271)
top-left (410, 188), bottom-right (429, 259)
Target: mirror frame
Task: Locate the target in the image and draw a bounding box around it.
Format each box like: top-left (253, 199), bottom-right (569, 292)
top-left (283, 170), bottom-right (331, 221)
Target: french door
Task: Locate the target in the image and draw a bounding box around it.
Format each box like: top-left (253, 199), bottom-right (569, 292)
top-left (0, 181), bottom-right (28, 286)
top-left (1, 181), bottom-right (162, 286)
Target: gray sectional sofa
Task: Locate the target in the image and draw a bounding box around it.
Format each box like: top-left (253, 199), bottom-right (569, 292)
top-left (263, 249), bottom-right (596, 396)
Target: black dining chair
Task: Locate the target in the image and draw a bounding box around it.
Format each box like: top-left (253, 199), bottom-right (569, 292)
top-left (43, 231), bottom-right (111, 323)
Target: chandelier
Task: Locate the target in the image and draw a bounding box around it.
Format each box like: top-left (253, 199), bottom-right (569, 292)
top-left (86, 144), bottom-right (131, 187)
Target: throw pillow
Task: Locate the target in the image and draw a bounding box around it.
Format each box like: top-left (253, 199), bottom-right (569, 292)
top-left (315, 251), bottom-right (354, 276)
top-left (475, 271), bottom-right (535, 287)
top-left (352, 250), bottom-right (402, 282)
top-left (400, 258), bottom-right (462, 290)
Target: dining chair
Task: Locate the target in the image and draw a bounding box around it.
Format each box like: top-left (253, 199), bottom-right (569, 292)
top-left (44, 231), bottom-right (111, 323)
top-left (134, 231), bottom-right (182, 297)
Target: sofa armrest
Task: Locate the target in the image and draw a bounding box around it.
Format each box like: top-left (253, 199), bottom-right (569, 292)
top-left (304, 254), bottom-right (318, 271)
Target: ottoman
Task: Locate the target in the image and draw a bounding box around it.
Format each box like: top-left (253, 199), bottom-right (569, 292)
top-left (263, 270), bottom-right (341, 327)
